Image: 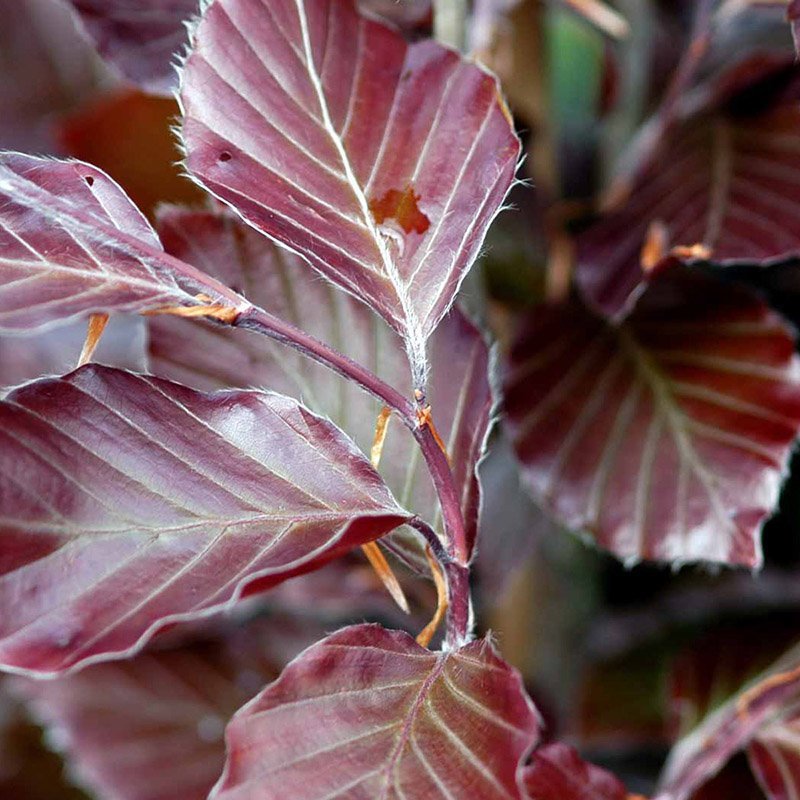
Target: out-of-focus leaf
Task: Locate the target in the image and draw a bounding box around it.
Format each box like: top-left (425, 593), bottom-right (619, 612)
top-left (0, 0), bottom-right (104, 153)
top-left (0, 365), bottom-right (410, 675)
top-left (505, 268), bottom-right (800, 567)
top-left (11, 615), bottom-right (324, 800)
top-left (179, 0), bottom-right (519, 385)
top-left (747, 704), bottom-right (800, 800)
top-left (210, 623), bottom-right (540, 800)
top-left (59, 88), bottom-right (204, 217)
top-left (791, 1), bottom-right (800, 54)
top-left (148, 207), bottom-right (493, 564)
top-left (689, 755), bottom-right (765, 800)
top-left (0, 316), bottom-right (146, 393)
top-left (577, 60), bottom-right (800, 321)
top-left (68, 0), bottom-right (197, 96)
top-left (0, 681), bottom-right (88, 800)
top-left (521, 742), bottom-right (629, 800)
top-left (657, 639), bottom-right (800, 800)
top-left (0, 153), bottom-right (245, 332)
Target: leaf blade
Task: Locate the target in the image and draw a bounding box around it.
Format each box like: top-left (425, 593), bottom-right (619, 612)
top-left (0, 366), bottom-right (409, 675)
top-left (179, 0), bottom-right (519, 383)
top-left (210, 623), bottom-right (540, 800)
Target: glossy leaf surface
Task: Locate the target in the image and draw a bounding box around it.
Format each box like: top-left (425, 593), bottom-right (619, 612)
top-left (148, 207), bottom-right (493, 563)
top-left (0, 365), bottom-right (409, 675)
top-left (179, 0), bottom-right (519, 383)
top-left (69, 0), bottom-right (197, 95)
top-left (211, 623), bottom-right (540, 799)
top-left (577, 62), bottom-right (800, 320)
top-left (0, 153), bottom-right (245, 332)
top-left (505, 269), bottom-right (800, 566)
top-left (521, 742), bottom-right (628, 800)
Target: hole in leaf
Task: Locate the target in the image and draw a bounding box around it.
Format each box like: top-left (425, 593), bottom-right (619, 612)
top-left (84, 175), bottom-right (94, 186)
top-left (219, 151), bottom-right (232, 162)
top-left (369, 185), bottom-right (429, 235)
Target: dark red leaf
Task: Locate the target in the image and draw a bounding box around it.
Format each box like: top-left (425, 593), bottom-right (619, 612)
top-left (148, 207), bottom-right (493, 564)
top-left (0, 153), bottom-right (245, 332)
top-left (789, 0), bottom-right (800, 55)
top-left (505, 268), bottom-right (800, 566)
top-left (0, 365), bottom-right (410, 675)
top-left (211, 624), bottom-right (541, 799)
top-left (11, 615), bottom-right (324, 800)
top-left (179, 0), bottom-right (519, 384)
top-left (521, 742), bottom-right (628, 800)
top-left (657, 641), bottom-right (800, 800)
top-left (576, 61), bottom-right (800, 321)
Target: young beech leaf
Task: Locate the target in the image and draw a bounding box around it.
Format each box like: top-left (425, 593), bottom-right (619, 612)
top-left (11, 615), bottom-right (326, 800)
top-left (179, 0), bottom-right (519, 384)
top-left (577, 59), bottom-right (800, 321)
top-left (0, 153), bottom-right (248, 332)
top-left (521, 742), bottom-right (629, 800)
top-left (0, 365), bottom-right (410, 675)
top-left (68, 0), bottom-right (198, 96)
top-left (657, 639), bottom-right (800, 800)
top-left (210, 623), bottom-right (541, 800)
top-left (148, 207), bottom-right (493, 566)
top-left (504, 267), bottom-right (800, 567)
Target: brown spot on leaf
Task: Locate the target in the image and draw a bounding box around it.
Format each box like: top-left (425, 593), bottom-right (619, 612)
top-left (369, 185), bottom-right (430, 235)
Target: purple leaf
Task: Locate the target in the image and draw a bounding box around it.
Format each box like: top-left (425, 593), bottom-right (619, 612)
top-left (69, 0), bottom-right (198, 96)
top-left (504, 267), bottom-right (800, 567)
top-left (11, 615), bottom-right (325, 800)
top-left (0, 0), bottom-right (102, 153)
top-left (148, 207), bottom-right (493, 564)
top-left (0, 365), bottom-right (409, 675)
top-left (657, 640), bottom-right (800, 800)
top-left (521, 742), bottom-right (628, 800)
top-left (789, 1), bottom-right (800, 55)
top-left (576, 60), bottom-right (800, 321)
top-left (179, 0), bottom-right (519, 384)
top-left (210, 623), bottom-right (540, 799)
top-left (747, 709), bottom-right (800, 800)
top-left (0, 153), bottom-right (247, 332)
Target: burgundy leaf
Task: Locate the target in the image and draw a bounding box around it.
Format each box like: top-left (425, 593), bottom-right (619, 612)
top-left (11, 615), bottom-right (325, 800)
top-left (576, 60), bottom-right (800, 320)
top-left (148, 207), bottom-right (493, 564)
top-left (504, 268), bottom-right (800, 567)
top-left (179, 0), bottom-right (519, 384)
top-left (0, 365), bottom-right (409, 675)
top-left (0, 153), bottom-right (247, 332)
top-left (657, 641), bottom-right (800, 800)
top-left (0, 0), bottom-right (102, 153)
top-left (211, 623), bottom-right (540, 799)
top-left (747, 702), bottom-right (800, 800)
top-left (521, 742), bottom-right (628, 800)
top-left (69, 0), bottom-right (197, 96)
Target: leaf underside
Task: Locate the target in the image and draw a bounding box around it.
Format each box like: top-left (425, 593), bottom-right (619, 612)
top-left (179, 0), bottom-right (519, 382)
top-left (0, 365), bottom-right (408, 675)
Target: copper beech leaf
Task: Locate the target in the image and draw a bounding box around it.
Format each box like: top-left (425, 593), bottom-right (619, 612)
top-left (0, 153), bottom-right (247, 332)
top-left (69, 0), bottom-right (198, 96)
top-left (576, 60), bottom-right (800, 321)
top-left (179, 0), bottom-right (519, 384)
top-left (521, 743), bottom-right (629, 800)
top-left (210, 623), bottom-right (540, 800)
top-left (0, 365), bottom-right (410, 675)
top-left (504, 268), bottom-right (800, 567)
top-left (11, 615), bottom-right (327, 800)
top-left (147, 207), bottom-right (493, 564)
top-left (657, 640), bottom-right (800, 800)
